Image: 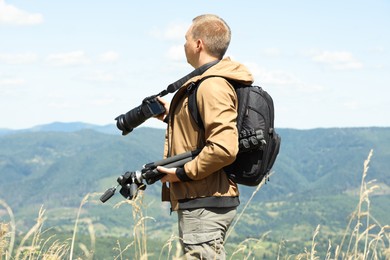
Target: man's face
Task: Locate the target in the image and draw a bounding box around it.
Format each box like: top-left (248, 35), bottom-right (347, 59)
top-left (184, 25), bottom-right (197, 68)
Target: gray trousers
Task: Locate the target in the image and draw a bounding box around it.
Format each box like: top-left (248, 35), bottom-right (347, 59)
top-left (178, 207), bottom-right (237, 260)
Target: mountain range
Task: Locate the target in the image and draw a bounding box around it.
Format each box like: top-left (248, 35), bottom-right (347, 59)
top-left (0, 122), bottom-right (389, 255)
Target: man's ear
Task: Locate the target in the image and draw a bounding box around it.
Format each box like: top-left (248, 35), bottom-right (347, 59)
top-left (196, 39), bottom-right (203, 52)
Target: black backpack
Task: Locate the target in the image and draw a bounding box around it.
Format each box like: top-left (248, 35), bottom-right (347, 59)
top-left (187, 76), bottom-right (281, 186)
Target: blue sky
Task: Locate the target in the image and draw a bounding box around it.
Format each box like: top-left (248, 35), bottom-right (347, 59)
top-left (0, 0), bottom-right (389, 130)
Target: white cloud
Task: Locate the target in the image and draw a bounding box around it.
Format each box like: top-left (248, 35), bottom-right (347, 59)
top-left (48, 101), bottom-right (78, 109)
top-left (89, 98), bottom-right (115, 106)
top-left (0, 74), bottom-right (25, 95)
top-left (245, 62), bottom-right (325, 93)
top-left (166, 45), bottom-right (185, 61)
top-left (99, 51), bottom-right (119, 63)
top-left (150, 22), bottom-right (189, 40)
top-left (368, 46), bottom-right (385, 53)
top-left (295, 83), bottom-right (325, 93)
top-left (311, 50), bottom-right (363, 70)
top-left (0, 0), bottom-right (43, 26)
top-left (164, 23), bottom-right (188, 40)
top-left (246, 62), bottom-right (299, 86)
top-left (0, 52), bottom-right (38, 64)
top-left (46, 51), bottom-right (90, 66)
top-left (83, 71), bottom-right (115, 82)
top-left (0, 78), bottom-right (25, 86)
top-left (262, 48), bottom-right (281, 57)
top-left (343, 101), bottom-right (360, 110)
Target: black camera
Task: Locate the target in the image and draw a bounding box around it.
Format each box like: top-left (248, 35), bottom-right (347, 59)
top-left (115, 95), bottom-right (165, 135)
top-left (114, 60), bottom-right (221, 135)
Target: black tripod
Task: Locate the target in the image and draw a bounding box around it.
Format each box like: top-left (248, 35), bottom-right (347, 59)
top-left (100, 149), bottom-right (200, 203)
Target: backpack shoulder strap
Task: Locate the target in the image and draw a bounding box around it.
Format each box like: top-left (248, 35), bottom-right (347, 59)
top-left (187, 75), bottom-right (233, 130)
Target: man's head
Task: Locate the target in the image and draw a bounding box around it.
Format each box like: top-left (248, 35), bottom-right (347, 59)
top-left (184, 14), bottom-right (231, 68)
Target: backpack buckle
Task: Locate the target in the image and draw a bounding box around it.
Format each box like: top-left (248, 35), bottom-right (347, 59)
top-left (187, 82), bottom-right (196, 93)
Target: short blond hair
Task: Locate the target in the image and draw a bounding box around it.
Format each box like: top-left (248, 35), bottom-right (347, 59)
top-left (191, 14), bottom-right (231, 59)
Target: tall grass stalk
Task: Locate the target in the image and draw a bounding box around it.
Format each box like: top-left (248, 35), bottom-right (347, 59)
top-left (225, 172), bottom-right (272, 243)
top-left (324, 239), bottom-right (332, 260)
top-left (69, 193), bottom-right (97, 260)
top-left (310, 225), bottom-right (320, 260)
top-left (70, 193), bottom-right (88, 260)
top-left (276, 238), bottom-right (286, 260)
top-left (354, 149), bottom-right (374, 259)
top-left (13, 206), bottom-right (46, 259)
top-left (295, 225), bottom-right (321, 260)
top-left (114, 190), bottom-right (152, 259)
top-left (159, 234), bottom-right (181, 260)
top-left (229, 232), bottom-right (270, 260)
top-left (76, 218), bottom-right (96, 260)
top-left (334, 149), bottom-right (382, 259)
top-left (0, 199), bottom-right (15, 260)
top-left (113, 240), bottom-right (134, 260)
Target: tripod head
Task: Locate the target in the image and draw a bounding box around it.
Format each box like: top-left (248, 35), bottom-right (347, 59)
top-left (100, 170), bottom-right (145, 202)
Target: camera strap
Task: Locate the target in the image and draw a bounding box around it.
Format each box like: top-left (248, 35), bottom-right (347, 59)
top-left (158, 59), bottom-right (220, 97)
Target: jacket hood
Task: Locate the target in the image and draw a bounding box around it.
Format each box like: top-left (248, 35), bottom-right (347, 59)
top-left (184, 57), bottom-right (254, 87)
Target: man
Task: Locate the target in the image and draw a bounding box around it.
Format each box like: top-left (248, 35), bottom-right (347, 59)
top-left (156, 14), bottom-right (254, 259)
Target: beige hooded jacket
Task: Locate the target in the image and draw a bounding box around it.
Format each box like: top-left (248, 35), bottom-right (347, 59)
top-left (162, 57), bottom-right (254, 211)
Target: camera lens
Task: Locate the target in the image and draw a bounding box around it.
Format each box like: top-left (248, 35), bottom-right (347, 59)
top-left (115, 114), bottom-right (132, 135)
top-left (115, 104), bottom-right (148, 135)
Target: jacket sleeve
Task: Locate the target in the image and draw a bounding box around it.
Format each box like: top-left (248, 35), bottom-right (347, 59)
top-left (183, 77), bottom-right (239, 180)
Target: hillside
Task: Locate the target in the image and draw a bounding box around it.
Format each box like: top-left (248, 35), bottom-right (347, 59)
top-left (0, 124), bottom-right (389, 257)
top-left (0, 127), bottom-right (164, 208)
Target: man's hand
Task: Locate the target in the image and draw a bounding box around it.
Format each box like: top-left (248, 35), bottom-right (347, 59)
top-left (157, 166), bottom-right (180, 183)
top-left (154, 97), bottom-right (170, 122)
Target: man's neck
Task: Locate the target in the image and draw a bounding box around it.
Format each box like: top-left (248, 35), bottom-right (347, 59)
top-left (195, 55), bottom-right (220, 69)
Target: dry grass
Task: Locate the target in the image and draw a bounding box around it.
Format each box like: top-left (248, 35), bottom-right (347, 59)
top-left (112, 191), bottom-right (183, 260)
top-left (293, 149), bottom-right (390, 260)
top-left (1, 149), bottom-right (389, 259)
top-left (0, 199), bottom-right (15, 260)
top-left (113, 191), bottom-right (150, 259)
top-left (224, 149), bottom-right (389, 259)
top-left (69, 193), bottom-right (98, 260)
top-left (0, 204), bottom-right (69, 260)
